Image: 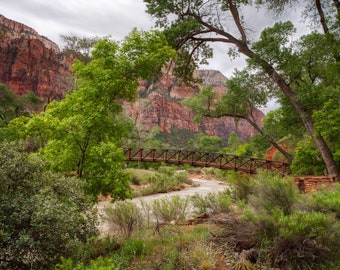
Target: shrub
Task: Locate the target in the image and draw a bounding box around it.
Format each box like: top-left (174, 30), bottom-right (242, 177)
top-left (270, 211), bottom-right (336, 269)
top-left (248, 207), bottom-right (340, 269)
top-left (139, 168), bottom-right (192, 196)
top-left (249, 170), bottom-right (298, 216)
top-left (187, 167), bottom-right (202, 175)
top-left (191, 242), bottom-right (216, 269)
top-left (236, 172), bottom-right (340, 269)
top-left (55, 256), bottom-right (116, 270)
top-left (310, 183), bottom-right (340, 218)
top-left (70, 236), bottom-right (119, 263)
top-left (202, 167), bottom-right (226, 180)
top-left (104, 200), bottom-right (143, 237)
top-left (149, 173), bottom-right (182, 192)
top-left (139, 200), bottom-right (154, 228)
top-left (227, 172), bottom-right (254, 202)
top-left (157, 165), bottom-right (176, 175)
top-left (128, 168), bottom-right (157, 186)
top-left (152, 195), bottom-right (191, 223)
top-left (175, 170), bottom-right (193, 185)
top-left (0, 142), bottom-right (98, 270)
top-left (120, 238), bottom-right (150, 258)
top-left (191, 191), bottom-right (232, 215)
top-left (231, 259), bottom-right (256, 270)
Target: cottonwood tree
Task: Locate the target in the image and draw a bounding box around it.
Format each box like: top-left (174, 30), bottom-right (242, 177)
top-left (9, 29), bottom-right (176, 198)
top-left (123, 98), bottom-right (161, 149)
top-left (123, 98), bottom-right (163, 168)
top-left (183, 80), bottom-right (293, 161)
top-left (143, 0), bottom-right (340, 178)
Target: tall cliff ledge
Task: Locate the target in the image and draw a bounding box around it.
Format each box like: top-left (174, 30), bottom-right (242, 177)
top-left (0, 14), bottom-right (73, 103)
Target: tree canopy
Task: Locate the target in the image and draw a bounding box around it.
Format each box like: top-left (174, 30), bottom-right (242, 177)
top-left (0, 142), bottom-right (98, 269)
top-left (8, 29), bottom-right (176, 198)
top-left (144, 0), bottom-right (340, 178)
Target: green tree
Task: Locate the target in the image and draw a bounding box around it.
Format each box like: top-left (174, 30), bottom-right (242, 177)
top-left (8, 29), bottom-right (176, 198)
top-left (187, 132), bottom-right (223, 152)
top-left (313, 99), bottom-right (340, 167)
top-left (144, 0), bottom-right (340, 178)
top-left (0, 142), bottom-right (98, 269)
top-left (0, 83), bottom-right (42, 128)
top-left (123, 98), bottom-right (162, 149)
top-left (183, 84), bottom-right (292, 161)
top-left (60, 34), bottom-right (102, 63)
top-left (225, 131), bottom-right (242, 154)
top-left (123, 98), bottom-right (163, 168)
top-left (291, 98), bottom-right (340, 175)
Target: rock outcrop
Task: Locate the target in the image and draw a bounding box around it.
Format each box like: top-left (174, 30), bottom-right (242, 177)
top-left (133, 69), bottom-right (264, 140)
top-left (0, 14), bottom-right (73, 105)
top-left (0, 14), bottom-right (264, 141)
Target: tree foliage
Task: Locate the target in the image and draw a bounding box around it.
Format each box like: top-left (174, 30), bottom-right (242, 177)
top-left (187, 132), bottom-right (224, 152)
top-left (0, 84), bottom-right (42, 128)
top-left (8, 29), bottom-right (176, 198)
top-left (0, 142), bottom-right (98, 269)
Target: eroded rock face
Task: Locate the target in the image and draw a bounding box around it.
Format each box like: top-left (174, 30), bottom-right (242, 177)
top-left (0, 14), bottom-right (264, 141)
top-left (0, 14), bottom-right (73, 105)
top-left (134, 69), bottom-right (264, 140)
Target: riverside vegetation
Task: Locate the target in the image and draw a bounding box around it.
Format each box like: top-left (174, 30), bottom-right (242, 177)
top-left (55, 169), bottom-right (340, 270)
top-left (1, 143), bottom-right (339, 269)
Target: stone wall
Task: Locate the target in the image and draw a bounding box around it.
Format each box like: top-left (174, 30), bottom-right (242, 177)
top-left (294, 176), bottom-right (336, 193)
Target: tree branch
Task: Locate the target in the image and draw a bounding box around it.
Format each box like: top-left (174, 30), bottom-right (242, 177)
top-left (226, 0), bottom-right (248, 44)
top-left (203, 110), bottom-right (293, 162)
top-left (315, 0), bottom-right (329, 35)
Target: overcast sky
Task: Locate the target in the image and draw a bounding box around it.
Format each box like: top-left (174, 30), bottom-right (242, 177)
top-left (1, 0), bottom-right (306, 112)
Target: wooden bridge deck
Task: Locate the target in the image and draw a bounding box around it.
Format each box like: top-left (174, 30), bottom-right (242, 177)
top-left (123, 148), bottom-right (289, 174)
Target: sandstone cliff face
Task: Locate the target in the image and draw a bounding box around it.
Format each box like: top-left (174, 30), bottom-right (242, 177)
top-left (134, 69), bottom-right (264, 140)
top-left (0, 14), bottom-right (73, 104)
top-left (0, 14), bottom-right (264, 141)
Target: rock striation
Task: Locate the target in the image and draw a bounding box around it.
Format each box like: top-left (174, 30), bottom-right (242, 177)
top-left (0, 14), bottom-right (73, 105)
top-left (133, 69), bottom-right (264, 140)
top-left (0, 14), bottom-right (264, 141)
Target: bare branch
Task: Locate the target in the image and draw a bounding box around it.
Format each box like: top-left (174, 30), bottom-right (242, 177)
top-left (226, 0), bottom-right (248, 44)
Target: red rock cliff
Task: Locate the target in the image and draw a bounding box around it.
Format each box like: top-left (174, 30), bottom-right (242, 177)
top-left (0, 14), bottom-right (73, 105)
top-left (133, 69), bottom-right (264, 140)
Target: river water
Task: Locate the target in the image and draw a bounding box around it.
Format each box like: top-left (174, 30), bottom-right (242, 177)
top-left (97, 178), bottom-right (227, 235)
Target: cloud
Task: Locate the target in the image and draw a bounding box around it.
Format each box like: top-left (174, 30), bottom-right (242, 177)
top-left (0, 0), bottom-right (155, 44)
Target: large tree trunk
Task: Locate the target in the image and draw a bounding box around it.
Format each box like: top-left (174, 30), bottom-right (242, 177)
top-left (266, 67), bottom-right (339, 179)
top-left (238, 45), bottom-right (339, 179)
top-left (263, 62), bottom-right (339, 179)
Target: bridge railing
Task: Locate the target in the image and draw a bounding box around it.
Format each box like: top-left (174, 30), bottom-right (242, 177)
top-left (123, 148), bottom-right (289, 174)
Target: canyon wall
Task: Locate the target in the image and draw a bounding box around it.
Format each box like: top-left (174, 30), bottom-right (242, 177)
top-left (134, 69), bottom-right (264, 140)
top-left (0, 14), bottom-right (73, 105)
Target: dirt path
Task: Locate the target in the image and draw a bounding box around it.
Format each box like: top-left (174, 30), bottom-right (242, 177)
top-left (97, 178), bottom-right (227, 236)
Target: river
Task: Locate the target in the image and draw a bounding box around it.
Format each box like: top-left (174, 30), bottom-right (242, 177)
top-left (97, 178), bottom-right (227, 235)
